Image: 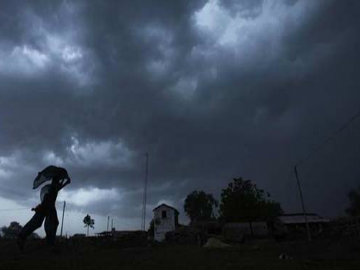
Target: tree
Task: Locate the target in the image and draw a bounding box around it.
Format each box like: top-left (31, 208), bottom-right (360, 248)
top-left (184, 190), bottom-right (218, 224)
top-left (346, 186), bottom-right (360, 217)
top-left (148, 219), bottom-right (154, 237)
top-left (1, 221), bottom-right (22, 239)
top-left (1, 221), bottom-right (39, 239)
top-left (83, 214), bottom-right (95, 236)
top-left (220, 177), bottom-right (283, 225)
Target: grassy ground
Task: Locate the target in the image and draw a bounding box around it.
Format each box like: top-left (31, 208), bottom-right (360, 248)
top-left (0, 238), bottom-right (359, 269)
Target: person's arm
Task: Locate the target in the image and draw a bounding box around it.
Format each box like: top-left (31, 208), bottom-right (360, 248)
top-left (60, 177), bottom-right (71, 189)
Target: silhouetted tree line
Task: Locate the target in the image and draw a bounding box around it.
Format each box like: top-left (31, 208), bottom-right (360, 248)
top-left (184, 177), bottom-right (283, 223)
top-left (184, 177), bottom-right (283, 225)
top-left (219, 178), bottom-right (283, 222)
top-left (1, 221), bottom-right (39, 240)
top-left (183, 177), bottom-right (360, 227)
top-left (346, 186), bottom-right (360, 217)
top-left (184, 190), bottom-right (218, 224)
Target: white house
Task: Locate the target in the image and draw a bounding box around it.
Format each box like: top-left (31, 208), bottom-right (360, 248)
top-left (153, 203), bottom-right (179, 241)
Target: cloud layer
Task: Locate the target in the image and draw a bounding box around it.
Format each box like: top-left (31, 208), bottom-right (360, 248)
top-left (1, 0), bottom-right (360, 232)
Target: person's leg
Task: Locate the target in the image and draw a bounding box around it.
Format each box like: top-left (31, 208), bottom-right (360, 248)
top-left (18, 212), bottom-right (45, 250)
top-left (44, 208), bottom-right (59, 245)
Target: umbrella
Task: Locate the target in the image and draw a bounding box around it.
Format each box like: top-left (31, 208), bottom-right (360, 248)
top-left (33, 165), bottom-right (69, 189)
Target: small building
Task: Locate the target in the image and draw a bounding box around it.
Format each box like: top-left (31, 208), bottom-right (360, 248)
top-left (95, 229), bottom-right (144, 238)
top-left (278, 213), bottom-right (329, 225)
top-left (278, 213), bottom-right (330, 236)
top-left (95, 231), bottom-right (113, 238)
top-left (153, 203), bottom-right (179, 241)
top-left (71, 233), bottom-right (86, 239)
top-left (95, 229), bottom-right (147, 246)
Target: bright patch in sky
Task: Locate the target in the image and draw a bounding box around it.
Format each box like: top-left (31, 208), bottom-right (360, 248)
top-left (61, 46), bottom-right (83, 62)
top-left (170, 77), bottom-right (198, 99)
top-left (17, 45), bottom-right (49, 67)
top-left (42, 151), bottom-right (64, 165)
top-left (45, 34), bottom-right (93, 86)
top-left (141, 24), bottom-right (175, 78)
top-left (67, 137), bottom-right (133, 167)
top-left (0, 45), bottom-right (49, 75)
top-left (59, 187), bottom-right (118, 207)
top-left (0, 196), bottom-right (34, 234)
top-left (194, 0), bottom-right (311, 51)
top-left (46, 34), bottom-right (83, 63)
top-left (0, 155), bottom-right (19, 178)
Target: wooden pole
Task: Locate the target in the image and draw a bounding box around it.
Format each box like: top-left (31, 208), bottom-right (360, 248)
top-left (294, 165), bottom-right (312, 241)
top-left (60, 201), bottom-right (66, 237)
top-left (141, 153), bottom-right (149, 231)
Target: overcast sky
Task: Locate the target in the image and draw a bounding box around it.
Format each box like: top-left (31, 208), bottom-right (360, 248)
top-left (0, 0), bottom-right (360, 236)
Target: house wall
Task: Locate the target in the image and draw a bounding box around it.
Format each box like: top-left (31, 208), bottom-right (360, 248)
top-left (223, 222), bottom-right (269, 242)
top-left (153, 205), bottom-right (176, 241)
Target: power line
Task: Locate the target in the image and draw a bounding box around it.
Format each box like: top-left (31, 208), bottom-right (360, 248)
top-left (292, 108), bottom-right (360, 242)
top-left (297, 109), bottom-right (360, 167)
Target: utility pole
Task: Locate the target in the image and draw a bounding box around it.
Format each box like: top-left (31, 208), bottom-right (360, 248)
top-left (111, 218), bottom-right (113, 230)
top-left (294, 165), bottom-right (312, 241)
top-left (107, 216), bottom-right (110, 232)
top-left (60, 201), bottom-right (66, 237)
top-left (141, 153), bottom-right (149, 231)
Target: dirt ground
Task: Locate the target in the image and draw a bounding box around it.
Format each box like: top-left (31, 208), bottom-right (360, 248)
top-left (0, 238), bottom-right (359, 269)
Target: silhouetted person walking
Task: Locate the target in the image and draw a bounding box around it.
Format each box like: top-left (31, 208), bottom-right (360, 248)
top-left (18, 166), bottom-right (71, 250)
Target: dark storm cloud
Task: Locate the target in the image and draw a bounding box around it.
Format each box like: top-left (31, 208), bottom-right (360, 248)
top-left (0, 0), bottom-right (360, 224)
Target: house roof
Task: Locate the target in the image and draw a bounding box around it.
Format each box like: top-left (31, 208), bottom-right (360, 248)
top-left (280, 213), bottom-right (318, 217)
top-left (278, 213), bottom-right (330, 224)
top-left (95, 230), bottom-right (143, 236)
top-left (153, 203), bottom-right (179, 213)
